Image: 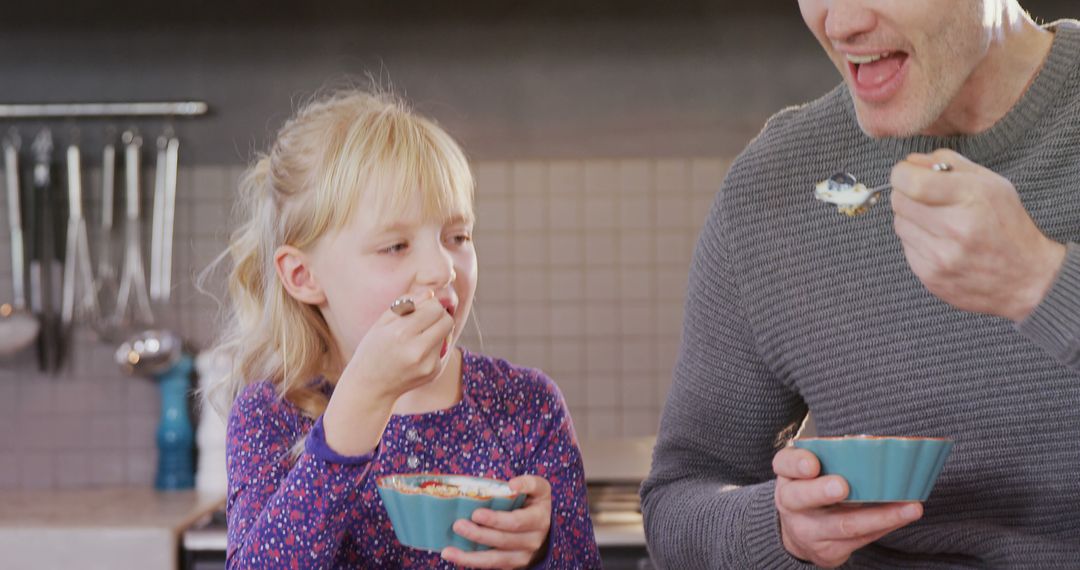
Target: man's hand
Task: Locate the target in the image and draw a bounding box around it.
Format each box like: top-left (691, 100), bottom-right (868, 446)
top-left (890, 149), bottom-right (1065, 322)
top-left (774, 447), bottom-right (923, 568)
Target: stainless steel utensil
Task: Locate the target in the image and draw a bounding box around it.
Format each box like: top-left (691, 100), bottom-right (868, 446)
top-left (115, 328), bottom-right (181, 376)
top-left (150, 136), bottom-right (167, 302)
top-left (160, 136), bottom-right (178, 302)
top-left (61, 142), bottom-right (99, 329)
top-left (93, 137), bottom-right (120, 339)
top-left (149, 135), bottom-right (179, 303)
top-left (30, 129), bottom-right (60, 371)
top-left (111, 131), bottom-right (154, 333)
top-left (0, 134), bottom-right (40, 355)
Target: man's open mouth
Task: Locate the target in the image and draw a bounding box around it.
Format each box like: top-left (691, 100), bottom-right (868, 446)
top-left (846, 51), bottom-right (909, 91)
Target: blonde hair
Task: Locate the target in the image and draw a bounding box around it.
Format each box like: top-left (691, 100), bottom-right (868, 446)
top-left (206, 89), bottom-right (474, 421)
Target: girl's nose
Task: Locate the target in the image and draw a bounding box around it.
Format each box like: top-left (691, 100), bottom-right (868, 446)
top-left (824, 0), bottom-right (877, 43)
top-left (415, 245), bottom-right (456, 290)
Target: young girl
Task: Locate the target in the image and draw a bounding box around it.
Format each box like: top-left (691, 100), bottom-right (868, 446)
top-left (210, 89), bottom-right (601, 569)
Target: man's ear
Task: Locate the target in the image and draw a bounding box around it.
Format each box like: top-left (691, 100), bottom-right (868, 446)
top-left (274, 245), bottom-right (326, 305)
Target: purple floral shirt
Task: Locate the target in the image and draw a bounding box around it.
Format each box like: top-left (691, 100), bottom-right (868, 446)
top-left (225, 349), bottom-right (601, 568)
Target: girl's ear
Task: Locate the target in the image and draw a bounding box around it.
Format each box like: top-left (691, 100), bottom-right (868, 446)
top-left (274, 245), bottom-right (326, 305)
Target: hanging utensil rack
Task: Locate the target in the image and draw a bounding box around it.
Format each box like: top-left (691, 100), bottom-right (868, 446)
top-left (0, 101), bottom-right (208, 371)
top-left (0, 101), bottom-right (208, 119)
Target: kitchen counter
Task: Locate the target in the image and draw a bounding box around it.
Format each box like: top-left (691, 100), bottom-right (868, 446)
top-left (182, 437), bottom-right (658, 566)
top-left (0, 487), bottom-right (225, 570)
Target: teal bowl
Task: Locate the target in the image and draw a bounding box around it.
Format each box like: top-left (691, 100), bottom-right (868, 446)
top-left (376, 473), bottom-right (527, 552)
top-left (792, 436), bottom-right (954, 502)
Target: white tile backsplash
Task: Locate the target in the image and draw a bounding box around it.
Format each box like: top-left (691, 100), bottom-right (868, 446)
top-left (584, 195), bottom-right (618, 231)
top-left (584, 233), bottom-right (618, 267)
top-left (619, 196), bottom-right (654, 229)
top-left (618, 160), bottom-right (654, 195)
top-left (476, 196), bottom-right (512, 231)
top-left (477, 268), bottom-right (514, 302)
top-left (585, 374), bottom-right (619, 409)
top-left (511, 162), bottom-right (547, 196)
top-left (547, 268), bottom-right (585, 302)
top-left (512, 232), bottom-right (548, 266)
top-left (513, 269), bottom-right (548, 302)
top-left (584, 161), bottom-right (620, 194)
top-left (620, 233), bottom-right (656, 266)
top-left (474, 162), bottom-right (512, 196)
top-left (548, 161), bottom-right (583, 195)
top-left (513, 196), bottom-right (548, 231)
top-left (547, 194), bottom-right (585, 231)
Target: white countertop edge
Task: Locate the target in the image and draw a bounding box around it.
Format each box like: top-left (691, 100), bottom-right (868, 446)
top-left (185, 522), bottom-right (647, 552)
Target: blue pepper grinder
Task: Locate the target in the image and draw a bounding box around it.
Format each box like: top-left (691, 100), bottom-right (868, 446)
top-left (154, 354), bottom-right (195, 490)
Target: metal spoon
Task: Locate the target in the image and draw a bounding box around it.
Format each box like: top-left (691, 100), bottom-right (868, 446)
top-left (814, 162), bottom-right (953, 216)
top-left (0, 135), bottom-right (40, 355)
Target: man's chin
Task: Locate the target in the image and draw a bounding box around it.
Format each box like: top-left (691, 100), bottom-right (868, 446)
top-left (852, 104), bottom-right (925, 139)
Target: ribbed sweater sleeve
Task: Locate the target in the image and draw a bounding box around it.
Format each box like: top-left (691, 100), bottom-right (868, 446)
top-left (1018, 242), bottom-right (1080, 370)
top-left (640, 185), bottom-right (811, 569)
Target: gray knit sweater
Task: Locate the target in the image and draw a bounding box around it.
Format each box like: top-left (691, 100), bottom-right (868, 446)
top-left (641, 20), bottom-right (1080, 569)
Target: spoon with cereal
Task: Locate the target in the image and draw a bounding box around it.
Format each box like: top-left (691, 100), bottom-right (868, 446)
top-left (815, 162), bottom-right (952, 216)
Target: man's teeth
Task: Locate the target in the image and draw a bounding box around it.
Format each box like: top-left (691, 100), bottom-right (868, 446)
top-left (846, 52), bottom-right (893, 65)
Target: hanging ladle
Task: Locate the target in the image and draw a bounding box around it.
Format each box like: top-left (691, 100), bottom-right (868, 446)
top-left (115, 328), bottom-right (181, 376)
top-left (110, 130), bottom-right (154, 333)
top-left (0, 134), bottom-right (40, 355)
top-left (115, 130), bottom-right (181, 376)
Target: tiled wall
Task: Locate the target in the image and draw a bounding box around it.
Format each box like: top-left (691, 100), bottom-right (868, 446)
top-left (0, 157), bottom-right (728, 490)
top-left (460, 160), bottom-right (726, 439)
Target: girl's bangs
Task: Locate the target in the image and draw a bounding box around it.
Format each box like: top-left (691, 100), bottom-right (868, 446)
top-left (323, 114), bottom-right (475, 234)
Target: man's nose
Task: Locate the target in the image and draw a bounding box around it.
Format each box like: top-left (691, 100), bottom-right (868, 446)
top-left (824, 0), bottom-right (878, 43)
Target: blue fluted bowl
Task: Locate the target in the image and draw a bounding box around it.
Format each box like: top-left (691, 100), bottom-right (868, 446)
top-left (376, 473), bottom-right (527, 552)
top-left (793, 436), bottom-right (954, 502)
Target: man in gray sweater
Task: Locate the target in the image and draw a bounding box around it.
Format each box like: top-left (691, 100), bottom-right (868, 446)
top-left (641, 1), bottom-right (1080, 568)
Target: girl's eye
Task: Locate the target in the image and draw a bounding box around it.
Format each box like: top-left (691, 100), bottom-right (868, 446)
top-left (447, 233), bottom-right (472, 246)
top-left (380, 242), bottom-right (408, 254)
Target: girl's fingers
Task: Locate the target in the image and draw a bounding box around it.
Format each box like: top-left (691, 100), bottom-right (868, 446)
top-left (471, 504), bottom-right (549, 534)
top-left (396, 292), bottom-right (445, 335)
top-left (413, 309), bottom-right (454, 353)
top-left (451, 518), bottom-right (544, 552)
top-left (441, 545), bottom-right (534, 569)
top-left (508, 475), bottom-right (552, 501)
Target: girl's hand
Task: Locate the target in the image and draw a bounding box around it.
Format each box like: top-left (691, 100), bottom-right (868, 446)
top-left (342, 290), bottom-right (453, 401)
top-left (322, 290), bottom-right (453, 456)
top-left (441, 475), bottom-right (553, 569)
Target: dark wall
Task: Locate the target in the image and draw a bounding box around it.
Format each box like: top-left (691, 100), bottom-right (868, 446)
top-left (0, 1), bottom-right (1074, 167)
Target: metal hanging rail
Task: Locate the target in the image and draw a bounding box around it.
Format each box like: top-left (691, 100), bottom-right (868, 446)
top-left (0, 101), bottom-right (209, 119)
